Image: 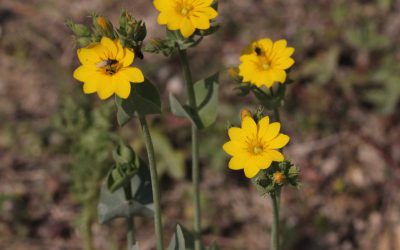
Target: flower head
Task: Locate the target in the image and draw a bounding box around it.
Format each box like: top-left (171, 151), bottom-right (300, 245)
top-left (154, 0), bottom-right (218, 38)
top-left (73, 37), bottom-right (144, 100)
top-left (223, 115), bottom-right (290, 178)
top-left (239, 39), bottom-right (295, 88)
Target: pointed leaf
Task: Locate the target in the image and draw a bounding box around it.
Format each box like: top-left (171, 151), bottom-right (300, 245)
top-left (98, 162), bottom-right (154, 224)
top-left (194, 73), bottom-right (219, 128)
top-left (167, 224), bottom-right (196, 250)
top-left (116, 78), bottom-right (161, 126)
top-left (169, 94), bottom-right (203, 128)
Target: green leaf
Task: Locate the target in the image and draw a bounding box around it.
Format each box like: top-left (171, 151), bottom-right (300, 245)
top-left (167, 224), bottom-right (196, 250)
top-left (116, 78), bottom-right (162, 126)
top-left (194, 73), bottom-right (219, 128)
top-left (98, 162), bottom-right (153, 224)
top-left (169, 73), bottom-right (219, 129)
top-left (169, 94), bottom-right (203, 128)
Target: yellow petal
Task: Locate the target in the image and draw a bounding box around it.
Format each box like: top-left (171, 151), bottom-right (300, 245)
top-left (167, 13), bottom-right (182, 30)
top-left (83, 81), bottom-right (97, 94)
top-left (241, 116), bottom-right (257, 137)
top-left (281, 47), bottom-right (295, 58)
top-left (115, 79), bottom-right (131, 99)
top-left (198, 7), bottom-right (218, 19)
top-left (248, 155), bottom-right (271, 169)
top-left (275, 58), bottom-right (295, 70)
top-left (101, 37), bottom-right (118, 57)
top-left (189, 15), bottom-right (210, 29)
top-left (244, 165), bottom-right (260, 178)
top-left (115, 40), bottom-right (125, 61)
top-left (266, 150), bottom-right (284, 162)
top-left (73, 65), bottom-right (95, 82)
top-left (194, 0), bottom-right (213, 8)
top-left (258, 116), bottom-right (270, 138)
top-left (228, 127), bottom-right (246, 142)
top-left (222, 141), bottom-right (244, 156)
top-left (228, 155), bottom-right (246, 170)
top-left (77, 47), bottom-right (102, 65)
top-left (97, 76), bottom-right (115, 100)
top-left (154, 0), bottom-right (172, 11)
top-left (121, 48), bottom-right (135, 67)
top-left (258, 38), bottom-right (273, 55)
top-left (119, 67), bottom-right (144, 83)
top-left (157, 12), bottom-right (168, 24)
top-left (269, 134), bottom-right (290, 149)
top-left (180, 17), bottom-right (196, 37)
top-left (262, 122), bottom-right (280, 141)
top-left (271, 69), bottom-right (286, 83)
top-left (258, 156), bottom-right (273, 169)
top-left (272, 40), bottom-right (287, 54)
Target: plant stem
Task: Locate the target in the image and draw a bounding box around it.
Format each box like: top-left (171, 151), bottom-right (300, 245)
top-left (138, 115), bottom-right (164, 250)
top-left (177, 48), bottom-right (202, 250)
top-left (269, 88), bottom-right (281, 122)
top-left (124, 184), bottom-right (136, 250)
top-left (271, 191), bottom-right (280, 250)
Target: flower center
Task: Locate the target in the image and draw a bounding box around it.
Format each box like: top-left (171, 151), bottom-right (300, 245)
top-left (97, 59), bottom-right (120, 75)
top-left (253, 146), bottom-right (263, 154)
top-left (262, 63), bottom-right (270, 70)
top-left (181, 8), bottom-right (189, 16)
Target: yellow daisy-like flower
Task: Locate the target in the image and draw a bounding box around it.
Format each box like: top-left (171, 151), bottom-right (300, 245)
top-left (239, 39), bottom-right (295, 88)
top-left (222, 116), bottom-right (290, 178)
top-left (73, 37), bottom-right (144, 100)
top-left (154, 0), bottom-right (218, 38)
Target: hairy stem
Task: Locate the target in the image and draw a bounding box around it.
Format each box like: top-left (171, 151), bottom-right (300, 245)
top-left (138, 115), bottom-right (164, 250)
top-left (271, 192), bottom-right (280, 250)
top-left (124, 184), bottom-right (136, 250)
top-left (177, 48), bottom-right (202, 250)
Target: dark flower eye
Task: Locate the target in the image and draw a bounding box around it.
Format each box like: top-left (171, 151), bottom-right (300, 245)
top-left (255, 47), bottom-right (262, 56)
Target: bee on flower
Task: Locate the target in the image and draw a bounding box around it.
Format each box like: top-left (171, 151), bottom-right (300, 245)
top-left (73, 37), bottom-right (144, 100)
top-left (223, 113), bottom-right (290, 178)
top-left (153, 0), bottom-right (218, 38)
top-left (239, 39), bottom-right (295, 88)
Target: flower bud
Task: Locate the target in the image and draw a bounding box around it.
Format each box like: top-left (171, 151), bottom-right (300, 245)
top-left (92, 14), bottom-right (115, 39)
top-left (273, 172), bottom-right (285, 185)
top-left (227, 66), bottom-right (242, 83)
top-left (241, 108), bottom-right (252, 120)
top-left (96, 16), bottom-right (108, 30)
top-left (113, 142), bottom-right (135, 164)
top-left (66, 21), bottom-right (91, 37)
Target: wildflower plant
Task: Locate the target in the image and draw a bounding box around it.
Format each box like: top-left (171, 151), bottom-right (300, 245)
top-left (68, 11), bottom-right (164, 250)
top-left (67, 2), bottom-right (299, 250)
top-left (226, 38), bottom-right (300, 250)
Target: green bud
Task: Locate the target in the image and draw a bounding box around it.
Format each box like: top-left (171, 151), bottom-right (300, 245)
top-left (66, 21), bottom-right (91, 37)
top-left (76, 37), bottom-right (92, 47)
top-left (113, 142), bottom-right (135, 164)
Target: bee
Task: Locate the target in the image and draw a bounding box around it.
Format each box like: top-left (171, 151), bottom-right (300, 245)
top-left (255, 47), bottom-right (262, 56)
top-left (96, 59), bottom-right (119, 68)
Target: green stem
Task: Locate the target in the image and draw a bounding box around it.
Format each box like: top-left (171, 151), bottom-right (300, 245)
top-left (177, 48), bottom-right (202, 250)
top-left (124, 184), bottom-right (136, 250)
top-left (271, 192), bottom-right (280, 250)
top-left (138, 115), bottom-right (164, 250)
top-left (269, 88), bottom-right (281, 122)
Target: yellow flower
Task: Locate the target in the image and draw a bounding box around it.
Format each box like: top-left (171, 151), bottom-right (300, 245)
top-left (73, 37), bottom-right (144, 100)
top-left (154, 0), bottom-right (218, 38)
top-left (239, 39), bottom-right (295, 88)
top-left (223, 116), bottom-right (290, 178)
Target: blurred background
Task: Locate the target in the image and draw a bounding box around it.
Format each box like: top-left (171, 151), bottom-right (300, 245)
top-left (1, 0), bottom-right (400, 249)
